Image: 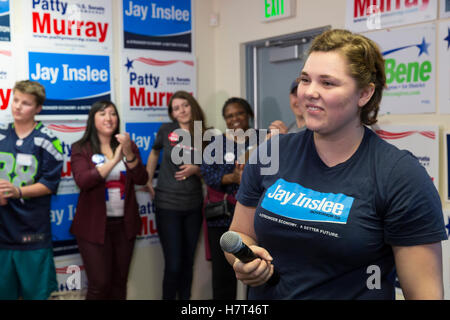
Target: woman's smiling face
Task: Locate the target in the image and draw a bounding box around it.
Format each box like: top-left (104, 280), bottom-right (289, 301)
top-left (298, 51), bottom-right (369, 138)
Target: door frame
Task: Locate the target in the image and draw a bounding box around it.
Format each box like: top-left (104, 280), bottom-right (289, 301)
top-left (244, 26), bottom-right (330, 128)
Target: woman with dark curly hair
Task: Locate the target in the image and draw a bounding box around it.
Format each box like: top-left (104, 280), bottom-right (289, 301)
top-left (201, 97), bottom-right (256, 299)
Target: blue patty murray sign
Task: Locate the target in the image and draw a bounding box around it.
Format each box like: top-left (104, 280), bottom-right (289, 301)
top-left (29, 52), bottom-right (111, 116)
top-left (123, 0), bottom-right (192, 52)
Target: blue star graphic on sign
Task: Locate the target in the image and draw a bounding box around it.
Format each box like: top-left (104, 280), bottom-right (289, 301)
top-left (382, 38), bottom-right (430, 57)
top-left (416, 37), bottom-right (430, 57)
top-left (445, 27), bottom-right (450, 50)
top-left (125, 58), bottom-right (134, 72)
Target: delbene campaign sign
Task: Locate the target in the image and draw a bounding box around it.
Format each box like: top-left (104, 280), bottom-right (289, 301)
top-left (24, 0), bottom-right (112, 51)
top-left (345, 0), bottom-right (437, 32)
top-left (374, 124), bottom-right (439, 190)
top-left (122, 0), bottom-right (192, 52)
top-left (0, 46), bottom-right (13, 123)
top-left (365, 23), bottom-right (436, 114)
top-left (121, 50), bottom-right (195, 123)
top-left (0, 0), bottom-right (11, 42)
top-left (29, 51), bottom-right (111, 117)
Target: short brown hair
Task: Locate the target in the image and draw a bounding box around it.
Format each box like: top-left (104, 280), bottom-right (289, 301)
top-left (308, 29), bottom-right (386, 125)
top-left (13, 80), bottom-right (46, 106)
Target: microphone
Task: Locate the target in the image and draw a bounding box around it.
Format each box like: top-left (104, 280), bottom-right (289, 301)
top-left (220, 231), bottom-right (280, 286)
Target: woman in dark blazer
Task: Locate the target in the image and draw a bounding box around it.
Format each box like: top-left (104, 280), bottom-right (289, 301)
top-left (70, 100), bottom-right (148, 300)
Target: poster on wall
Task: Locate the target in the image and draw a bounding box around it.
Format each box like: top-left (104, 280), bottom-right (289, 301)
top-left (121, 50), bottom-right (196, 123)
top-left (122, 0), bottom-right (192, 52)
top-left (373, 125), bottom-right (439, 190)
top-left (29, 51), bottom-right (112, 119)
top-left (125, 122), bottom-right (162, 164)
top-left (0, 0), bottom-right (11, 42)
top-left (438, 21), bottom-right (450, 113)
top-left (41, 120), bottom-right (86, 256)
top-left (345, 0), bottom-right (437, 32)
top-left (0, 45), bottom-right (13, 123)
top-left (54, 254), bottom-right (88, 297)
top-left (440, 0), bottom-right (450, 18)
top-left (124, 122), bottom-right (162, 247)
top-left (23, 0), bottom-right (112, 51)
top-left (365, 23), bottom-right (436, 114)
top-left (135, 188), bottom-right (159, 247)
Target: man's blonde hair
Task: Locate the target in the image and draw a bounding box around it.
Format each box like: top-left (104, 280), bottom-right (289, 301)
top-left (13, 80), bottom-right (46, 106)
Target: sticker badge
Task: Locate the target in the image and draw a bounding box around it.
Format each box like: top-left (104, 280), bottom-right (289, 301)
top-left (168, 131), bottom-right (179, 142)
top-left (92, 154), bottom-right (105, 167)
top-left (224, 152), bottom-right (235, 163)
top-left (16, 153), bottom-right (33, 166)
top-left (261, 178), bottom-right (354, 224)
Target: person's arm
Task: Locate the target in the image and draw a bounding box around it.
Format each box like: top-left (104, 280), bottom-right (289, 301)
top-left (71, 145), bottom-right (105, 190)
top-left (95, 144), bottom-right (123, 179)
top-left (174, 164), bottom-right (201, 181)
top-left (146, 149), bottom-right (160, 198)
top-left (0, 181), bottom-right (52, 199)
top-left (221, 166), bottom-right (241, 185)
top-left (116, 136), bottom-right (148, 185)
top-left (116, 132), bottom-right (139, 169)
top-left (268, 120), bottom-right (288, 135)
top-left (225, 201), bottom-right (274, 287)
top-left (393, 242), bottom-right (444, 299)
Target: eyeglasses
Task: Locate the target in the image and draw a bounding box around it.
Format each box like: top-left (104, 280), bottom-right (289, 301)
top-left (224, 111), bottom-right (246, 120)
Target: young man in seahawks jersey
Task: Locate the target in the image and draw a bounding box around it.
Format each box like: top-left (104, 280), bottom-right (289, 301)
top-left (0, 80), bottom-right (63, 300)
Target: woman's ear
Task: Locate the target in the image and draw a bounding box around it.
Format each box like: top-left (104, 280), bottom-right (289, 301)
top-left (358, 83), bottom-right (375, 108)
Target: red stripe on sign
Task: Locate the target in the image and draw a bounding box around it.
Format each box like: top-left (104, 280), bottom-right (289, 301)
top-left (136, 57), bottom-right (193, 67)
top-left (0, 50), bottom-right (11, 57)
top-left (48, 125), bottom-right (86, 133)
top-left (55, 266), bottom-right (85, 274)
top-left (376, 130), bottom-right (435, 140)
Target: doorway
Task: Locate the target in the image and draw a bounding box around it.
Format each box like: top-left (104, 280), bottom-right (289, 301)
top-left (245, 26), bottom-right (330, 129)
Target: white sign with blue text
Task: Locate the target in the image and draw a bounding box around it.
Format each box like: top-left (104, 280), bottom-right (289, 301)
top-left (24, 0), bottom-right (112, 51)
top-left (121, 49), bottom-right (195, 123)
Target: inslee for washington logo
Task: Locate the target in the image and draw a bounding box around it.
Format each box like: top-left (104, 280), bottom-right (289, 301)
top-left (261, 179), bottom-right (354, 224)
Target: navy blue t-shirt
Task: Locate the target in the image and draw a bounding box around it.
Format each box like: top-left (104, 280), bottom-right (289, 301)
top-left (236, 127), bottom-right (447, 300)
top-left (0, 122), bottom-right (63, 250)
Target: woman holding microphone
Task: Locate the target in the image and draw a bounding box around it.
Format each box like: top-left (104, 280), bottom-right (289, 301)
top-left (226, 29), bottom-right (447, 300)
